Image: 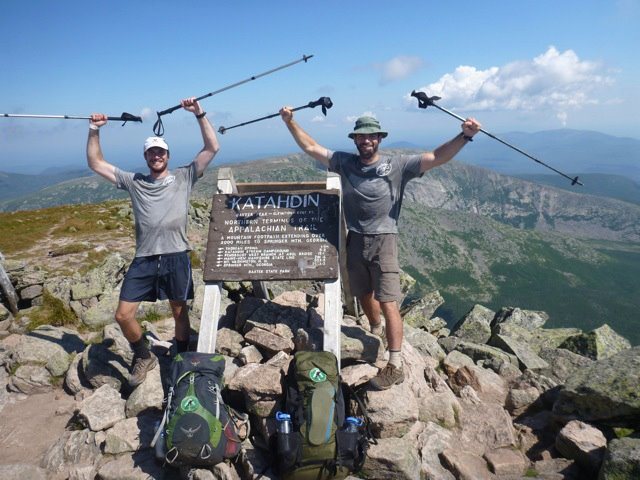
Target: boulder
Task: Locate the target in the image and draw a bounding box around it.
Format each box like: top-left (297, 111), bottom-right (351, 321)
top-left (553, 346), bottom-right (640, 423)
top-left (555, 420), bottom-right (606, 474)
top-left (451, 304), bottom-right (494, 344)
top-left (598, 436), bottom-right (640, 480)
top-left (559, 324), bottom-right (631, 360)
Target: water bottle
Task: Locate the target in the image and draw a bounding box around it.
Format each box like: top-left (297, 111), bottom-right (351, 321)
top-left (153, 421), bottom-right (166, 460)
top-left (344, 416), bottom-right (363, 433)
top-left (276, 411), bottom-right (292, 434)
top-left (276, 412), bottom-right (296, 464)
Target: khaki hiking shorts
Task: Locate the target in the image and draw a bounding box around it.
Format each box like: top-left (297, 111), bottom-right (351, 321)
top-left (346, 232), bottom-right (401, 303)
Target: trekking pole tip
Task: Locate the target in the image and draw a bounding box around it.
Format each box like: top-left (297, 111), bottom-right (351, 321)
top-left (303, 54), bottom-right (314, 62)
top-left (571, 176), bottom-right (583, 186)
top-left (218, 126), bottom-right (226, 135)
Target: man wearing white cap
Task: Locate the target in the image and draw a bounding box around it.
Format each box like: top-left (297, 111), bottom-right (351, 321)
top-left (87, 97), bottom-right (219, 387)
top-left (280, 107), bottom-right (480, 390)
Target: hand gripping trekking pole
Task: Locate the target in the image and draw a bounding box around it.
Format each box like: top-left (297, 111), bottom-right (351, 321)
top-left (411, 90), bottom-right (583, 186)
top-left (152, 54), bottom-right (314, 136)
top-left (2, 112), bottom-right (142, 126)
top-left (218, 96), bottom-right (333, 134)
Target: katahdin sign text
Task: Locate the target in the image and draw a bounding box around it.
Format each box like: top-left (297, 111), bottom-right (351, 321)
top-left (203, 190), bottom-right (340, 281)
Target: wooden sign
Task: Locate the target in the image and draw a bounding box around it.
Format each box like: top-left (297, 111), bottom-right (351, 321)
top-left (203, 189), bottom-right (340, 281)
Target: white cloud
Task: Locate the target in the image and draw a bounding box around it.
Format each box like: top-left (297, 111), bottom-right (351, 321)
top-left (411, 46), bottom-right (614, 112)
top-left (376, 56), bottom-right (424, 85)
top-left (311, 115), bottom-right (325, 123)
top-left (556, 111), bottom-right (568, 126)
top-left (346, 111), bottom-right (376, 124)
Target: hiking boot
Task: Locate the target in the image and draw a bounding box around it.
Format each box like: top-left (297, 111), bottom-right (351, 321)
top-left (369, 363), bottom-right (404, 391)
top-left (129, 354), bottom-right (158, 388)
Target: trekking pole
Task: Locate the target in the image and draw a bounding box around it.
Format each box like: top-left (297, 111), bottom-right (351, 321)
top-left (411, 90), bottom-right (583, 186)
top-left (1, 112), bottom-right (142, 126)
top-left (152, 54), bottom-right (314, 136)
top-left (218, 97), bottom-right (333, 134)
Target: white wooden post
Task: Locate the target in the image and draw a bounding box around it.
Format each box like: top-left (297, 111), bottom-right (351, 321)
top-left (323, 172), bottom-right (342, 363)
top-left (196, 168), bottom-right (236, 354)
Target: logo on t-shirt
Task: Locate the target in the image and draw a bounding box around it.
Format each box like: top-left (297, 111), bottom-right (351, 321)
top-left (376, 160), bottom-right (392, 177)
top-left (161, 175), bottom-right (176, 186)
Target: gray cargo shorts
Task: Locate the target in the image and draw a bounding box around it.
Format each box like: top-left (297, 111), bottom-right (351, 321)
top-left (346, 232), bottom-right (401, 303)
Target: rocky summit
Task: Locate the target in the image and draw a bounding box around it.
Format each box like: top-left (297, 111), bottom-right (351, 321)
top-left (1, 250), bottom-right (639, 480)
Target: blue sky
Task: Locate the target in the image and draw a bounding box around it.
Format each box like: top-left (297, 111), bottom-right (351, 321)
top-left (1, 0), bottom-right (639, 173)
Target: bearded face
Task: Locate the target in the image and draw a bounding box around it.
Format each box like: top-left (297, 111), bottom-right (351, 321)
top-left (354, 133), bottom-right (381, 162)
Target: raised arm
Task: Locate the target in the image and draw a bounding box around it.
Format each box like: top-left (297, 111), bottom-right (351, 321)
top-left (419, 117), bottom-right (481, 173)
top-left (279, 106), bottom-right (331, 167)
top-left (87, 114), bottom-right (117, 184)
top-left (181, 97), bottom-right (220, 177)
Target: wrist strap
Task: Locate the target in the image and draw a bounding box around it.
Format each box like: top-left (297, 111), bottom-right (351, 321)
top-left (195, 112), bottom-right (207, 119)
top-left (89, 124), bottom-right (100, 131)
top-left (462, 133), bottom-right (473, 142)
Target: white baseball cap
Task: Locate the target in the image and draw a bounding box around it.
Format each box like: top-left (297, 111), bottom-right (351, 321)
top-left (143, 136), bottom-right (169, 153)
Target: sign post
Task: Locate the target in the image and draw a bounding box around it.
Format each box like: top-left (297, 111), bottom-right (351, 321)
top-left (197, 168), bottom-right (343, 362)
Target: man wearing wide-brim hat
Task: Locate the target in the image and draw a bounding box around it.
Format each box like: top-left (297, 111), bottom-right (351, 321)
top-left (280, 106), bottom-right (480, 390)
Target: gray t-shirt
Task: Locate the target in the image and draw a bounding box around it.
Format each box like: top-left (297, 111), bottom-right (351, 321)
top-left (329, 151), bottom-right (422, 234)
top-left (115, 163), bottom-right (197, 257)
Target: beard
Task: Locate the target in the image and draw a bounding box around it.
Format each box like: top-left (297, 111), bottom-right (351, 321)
top-left (356, 142), bottom-right (378, 161)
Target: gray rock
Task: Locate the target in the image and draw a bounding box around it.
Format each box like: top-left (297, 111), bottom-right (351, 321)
top-left (103, 417), bottom-right (152, 454)
top-left (0, 464), bottom-right (48, 480)
top-left (553, 346), bottom-right (640, 423)
top-left (492, 306), bottom-right (548, 330)
top-left (81, 343), bottom-right (128, 391)
top-left (559, 324), bottom-right (631, 360)
top-left (125, 364), bottom-right (163, 417)
top-left (216, 327), bottom-right (245, 357)
top-left (341, 324), bottom-right (385, 364)
top-left (538, 347), bottom-right (594, 383)
top-left (457, 399), bottom-right (518, 456)
top-left (401, 290), bottom-right (445, 329)
top-left (77, 384), bottom-right (126, 431)
top-left (489, 333), bottom-right (549, 370)
top-left (8, 364), bottom-right (53, 394)
top-left (238, 344), bottom-right (263, 365)
top-left (244, 325), bottom-right (293, 355)
top-left (363, 433), bottom-right (423, 479)
top-left (226, 363), bottom-right (284, 418)
top-left (441, 448), bottom-right (493, 479)
top-left (454, 340), bottom-right (519, 367)
top-left (555, 420), bottom-right (606, 474)
top-left (451, 304), bottom-right (494, 344)
top-left (598, 436), bottom-right (640, 480)
top-left (403, 324), bottom-right (446, 362)
top-left (417, 422), bottom-right (456, 480)
top-left (40, 429), bottom-right (101, 475)
top-left (483, 446), bottom-right (528, 475)
top-left (8, 328), bottom-right (74, 377)
top-left (96, 449), bottom-right (164, 480)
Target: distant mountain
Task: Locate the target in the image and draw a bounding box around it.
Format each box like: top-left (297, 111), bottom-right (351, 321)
top-left (514, 173), bottom-right (640, 206)
top-left (465, 129), bottom-right (640, 181)
top-left (0, 168), bottom-right (91, 202)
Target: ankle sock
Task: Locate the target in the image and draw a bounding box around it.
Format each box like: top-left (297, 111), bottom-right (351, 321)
top-left (388, 350), bottom-right (402, 369)
top-left (370, 323), bottom-right (384, 336)
top-left (131, 337), bottom-right (151, 359)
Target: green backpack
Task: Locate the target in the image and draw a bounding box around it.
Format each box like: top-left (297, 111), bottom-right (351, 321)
top-left (276, 350), bottom-right (369, 480)
top-left (152, 352), bottom-right (247, 468)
